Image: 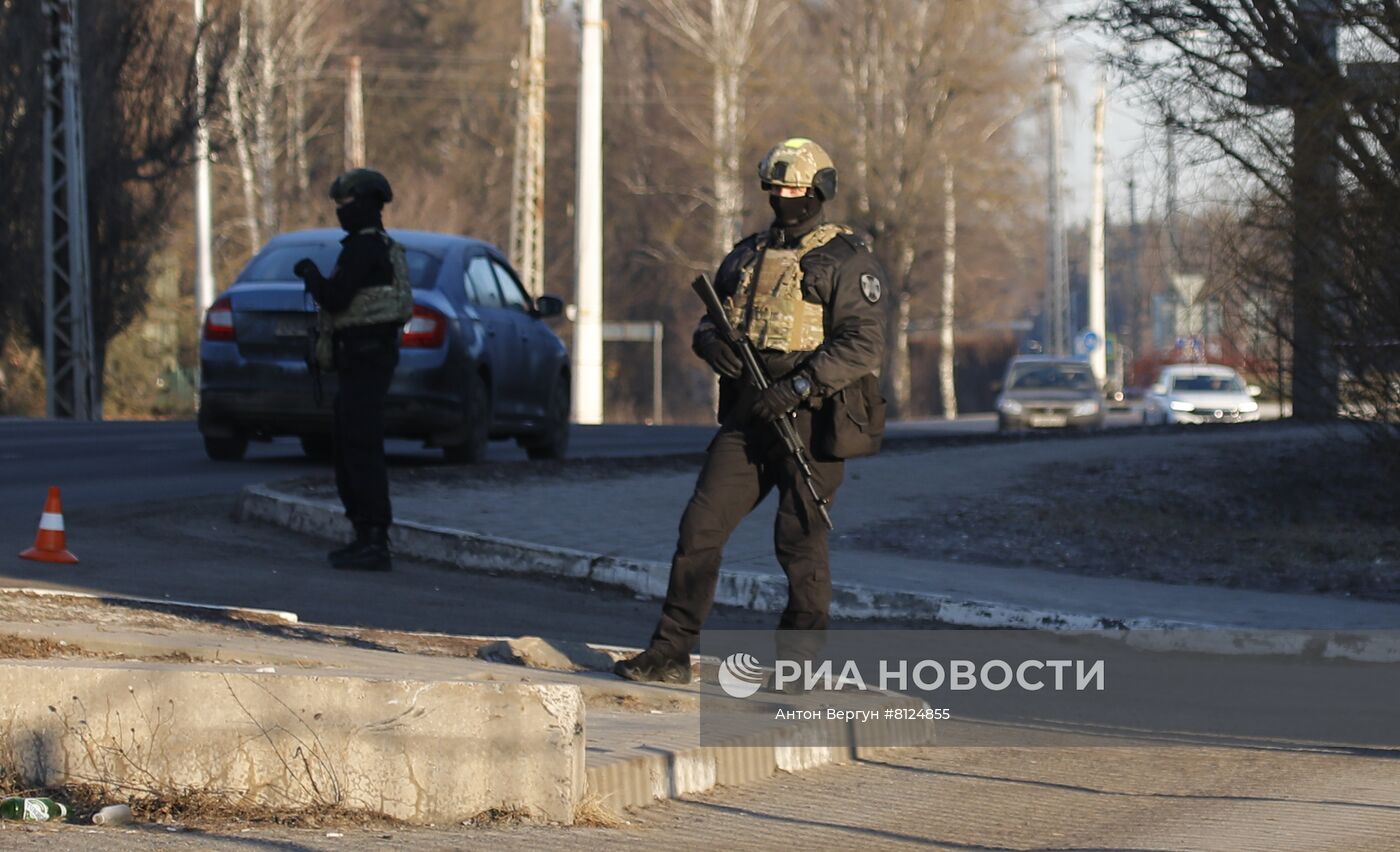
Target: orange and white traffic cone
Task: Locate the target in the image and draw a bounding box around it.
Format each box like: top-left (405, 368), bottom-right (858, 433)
top-left (19, 486), bottom-right (78, 564)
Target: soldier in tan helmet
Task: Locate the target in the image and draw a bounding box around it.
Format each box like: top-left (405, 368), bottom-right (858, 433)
top-left (617, 138), bottom-right (888, 683)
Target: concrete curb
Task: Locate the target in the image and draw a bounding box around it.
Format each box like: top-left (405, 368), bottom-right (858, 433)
top-left (235, 485), bottom-right (1201, 634)
top-left (0, 585), bottom-right (299, 624)
top-left (586, 709), bottom-right (935, 813)
top-left (239, 485), bottom-right (1400, 662)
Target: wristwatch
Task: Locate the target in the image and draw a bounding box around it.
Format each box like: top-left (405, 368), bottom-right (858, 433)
top-left (791, 374), bottom-right (813, 400)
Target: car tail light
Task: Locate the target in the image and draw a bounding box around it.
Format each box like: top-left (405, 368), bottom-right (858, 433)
top-left (401, 304), bottom-right (446, 348)
top-left (204, 296), bottom-right (235, 342)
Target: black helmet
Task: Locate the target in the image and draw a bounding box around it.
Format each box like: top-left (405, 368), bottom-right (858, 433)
top-left (329, 168), bottom-right (393, 204)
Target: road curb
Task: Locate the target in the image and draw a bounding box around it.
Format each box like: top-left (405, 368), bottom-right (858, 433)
top-left (243, 483), bottom-right (1400, 661)
top-left (235, 485), bottom-right (1200, 633)
top-left (586, 708), bottom-right (935, 813)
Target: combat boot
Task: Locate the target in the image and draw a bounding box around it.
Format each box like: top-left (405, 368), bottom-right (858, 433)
top-left (327, 523), bottom-right (371, 565)
top-left (332, 526), bottom-right (392, 572)
top-left (613, 648), bottom-right (692, 684)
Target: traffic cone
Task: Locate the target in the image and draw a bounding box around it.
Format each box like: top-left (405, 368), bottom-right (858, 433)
top-left (19, 486), bottom-right (78, 564)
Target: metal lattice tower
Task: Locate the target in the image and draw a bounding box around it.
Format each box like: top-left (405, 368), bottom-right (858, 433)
top-left (510, 0), bottom-right (547, 297)
top-left (1044, 42), bottom-right (1070, 356)
top-left (42, 0), bottom-right (99, 420)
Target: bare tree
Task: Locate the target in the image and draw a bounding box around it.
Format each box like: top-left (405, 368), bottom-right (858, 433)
top-left (1088, 0), bottom-right (1400, 438)
top-left (812, 0), bottom-right (1036, 418)
top-left (642, 0), bottom-right (795, 268)
top-left (222, 0), bottom-right (344, 254)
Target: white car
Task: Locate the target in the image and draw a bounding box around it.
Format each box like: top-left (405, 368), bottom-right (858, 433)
top-left (1142, 364), bottom-right (1262, 425)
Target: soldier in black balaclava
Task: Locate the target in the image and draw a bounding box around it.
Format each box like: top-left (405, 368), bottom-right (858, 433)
top-left (294, 168), bottom-right (413, 572)
top-left (615, 139), bottom-right (889, 683)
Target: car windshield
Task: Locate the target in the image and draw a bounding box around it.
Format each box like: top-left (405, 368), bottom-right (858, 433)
top-left (1171, 374), bottom-right (1244, 393)
top-left (240, 243), bottom-right (442, 290)
top-left (1008, 364), bottom-right (1094, 390)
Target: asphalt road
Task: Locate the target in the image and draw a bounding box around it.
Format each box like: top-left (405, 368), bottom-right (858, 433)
top-left (0, 408), bottom-right (1135, 641)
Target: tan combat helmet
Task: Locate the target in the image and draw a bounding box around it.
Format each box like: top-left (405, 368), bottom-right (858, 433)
top-left (757, 138), bottom-right (837, 201)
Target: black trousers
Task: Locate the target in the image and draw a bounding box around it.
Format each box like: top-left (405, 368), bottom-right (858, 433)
top-left (332, 334), bottom-right (399, 528)
top-left (650, 409), bottom-right (844, 658)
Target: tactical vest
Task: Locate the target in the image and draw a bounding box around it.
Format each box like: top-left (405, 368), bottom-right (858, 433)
top-left (724, 223), bottom-right (851, 353)
top-left (316, 230), bottom-right (414, 369)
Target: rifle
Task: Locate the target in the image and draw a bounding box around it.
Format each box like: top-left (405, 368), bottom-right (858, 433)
top-left (691, 274), bottom-right (833, 530)
top-left (304, 284), bottom-right (324, 407)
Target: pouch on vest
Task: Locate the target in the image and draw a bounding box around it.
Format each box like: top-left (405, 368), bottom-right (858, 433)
top-left (817, 372), bottom-right (886, 459)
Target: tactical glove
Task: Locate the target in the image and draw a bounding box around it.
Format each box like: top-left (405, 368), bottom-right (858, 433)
top-left (752, 374), bottom-right (809, 421)
top-left (696, 336), bottom-right (743, 379)
top-left (293, 258), bottom-right (319, 280)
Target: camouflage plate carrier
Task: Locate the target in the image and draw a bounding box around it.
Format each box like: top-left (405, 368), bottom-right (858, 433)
top-left (725, 223), bottom-right (852, 353)
top-left (315, 229), bottom-right (413, 370)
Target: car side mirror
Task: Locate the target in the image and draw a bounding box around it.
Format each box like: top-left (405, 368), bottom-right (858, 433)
top-left (990, 379), bottom-right (1002, 393)
top-left (1151, 383), bottom-right (1167, 395)
top-left (534, 295), bottom-right (564, 320)
top-left (1247, 384), bottom-right (1262, 397)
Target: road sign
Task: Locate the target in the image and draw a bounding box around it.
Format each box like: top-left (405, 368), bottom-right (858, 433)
top-left (1078, 330), bottom-right (1100, 354)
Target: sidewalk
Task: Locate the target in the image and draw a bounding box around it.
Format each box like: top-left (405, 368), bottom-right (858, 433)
top-left (244, 424), bottom-right (1400, 631)
top-left (0, 591), bottom-right (927, 821)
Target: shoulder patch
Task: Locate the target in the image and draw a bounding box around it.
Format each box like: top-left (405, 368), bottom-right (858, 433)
top-left (860, 273), bottom-right (882, 304)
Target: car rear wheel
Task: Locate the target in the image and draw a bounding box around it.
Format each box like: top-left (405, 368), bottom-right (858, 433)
top-left (203, 434), bottom-right (248, 462)
top-left (299, 434), bottom-right (333, 461)
top-left (523, 373), bottom-right (570, 461)
top-left (443, 372), bottom-right (491, 464)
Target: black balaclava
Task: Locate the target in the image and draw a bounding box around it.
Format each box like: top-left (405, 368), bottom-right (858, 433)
top-left (336, 195), bottom-right (384, 233)
top-left (769, 190), bottom-right (822, 230)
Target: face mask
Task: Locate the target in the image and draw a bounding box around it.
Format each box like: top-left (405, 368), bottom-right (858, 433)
top-left (769, 192), bottom-right (821, 227)
top-left (336, 197), bottom-right (382, 232)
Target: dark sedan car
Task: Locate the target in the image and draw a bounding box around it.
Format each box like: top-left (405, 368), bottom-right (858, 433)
top-left (995, 356), bottom-right (1105, 431)
top-left (199, 229), bottom-right (570, 463)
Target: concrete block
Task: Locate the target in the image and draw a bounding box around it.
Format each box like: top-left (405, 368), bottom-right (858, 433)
top-left (0, 661), bottom-right (585, 824)
top-left (480, 636), bottom-right (617, 673)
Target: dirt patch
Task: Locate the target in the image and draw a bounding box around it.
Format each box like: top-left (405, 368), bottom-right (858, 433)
top-left (0, 776), bottom-right (401, 830)
top-left (845, 433), bottom-right (1400, 601)
top-left (0, 633), bottom-right (106, 660)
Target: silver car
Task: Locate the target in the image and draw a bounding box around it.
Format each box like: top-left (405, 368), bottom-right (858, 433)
top-left (1142, 364), bottom-right (1262, 425)
top-left (995, 356), bottom-right (1104, 431)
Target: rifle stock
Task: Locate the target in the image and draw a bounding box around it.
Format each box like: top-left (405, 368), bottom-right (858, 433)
top-left (691, 275), bottom-right (833, 530)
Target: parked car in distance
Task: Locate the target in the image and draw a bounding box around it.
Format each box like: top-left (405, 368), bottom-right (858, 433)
top-left (199, 229), bottom-right (570, 463)
top-left (1141, 363), bottom-right (1261, 425)
top-left (995, 356), bottom-right (1104, 431)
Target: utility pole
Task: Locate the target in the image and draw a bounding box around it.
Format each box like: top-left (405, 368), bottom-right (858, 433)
top-left (1127, 174), bottom-right (1142, 357)
top-left (345, 55), bottom-right (365, 170)
top-left (1165, 118), bottom-right (1180, 271)
top-left (193, 0), bottom-right (216, 320)
top-left (1245, 0), bottom-right (1348, 419)
top-left (510, 0), bottom-right (547, 297)
top-left (1044, 41), bottom-right (1070, 357)
top-left (1088, 83), bottom-right (1108, 384)
top-left (41, 0), bottom-right (99, 420)
top-left (939, 156), bottom-right (957, 420)
top-left (572, 0), bottom-right (604, 425)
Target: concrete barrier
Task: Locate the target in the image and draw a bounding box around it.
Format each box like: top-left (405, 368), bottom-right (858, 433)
top-left (0, 661), bottom-right (585, 824)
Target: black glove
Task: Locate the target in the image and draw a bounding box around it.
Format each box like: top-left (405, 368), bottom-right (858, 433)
top-left (752, 375), bottom-right (807, 421)
top-left (696, 336), bottom-right (743, 379)
top-left (293, 258), bottom-right (318, 280)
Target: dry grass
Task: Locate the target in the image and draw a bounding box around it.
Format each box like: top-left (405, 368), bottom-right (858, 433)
top-left (464, 805), bottom-right (535, 828)
top-left (573, 793), bottom-right (629, 829)
top-left (0, 634), bottom-right (105, 660)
